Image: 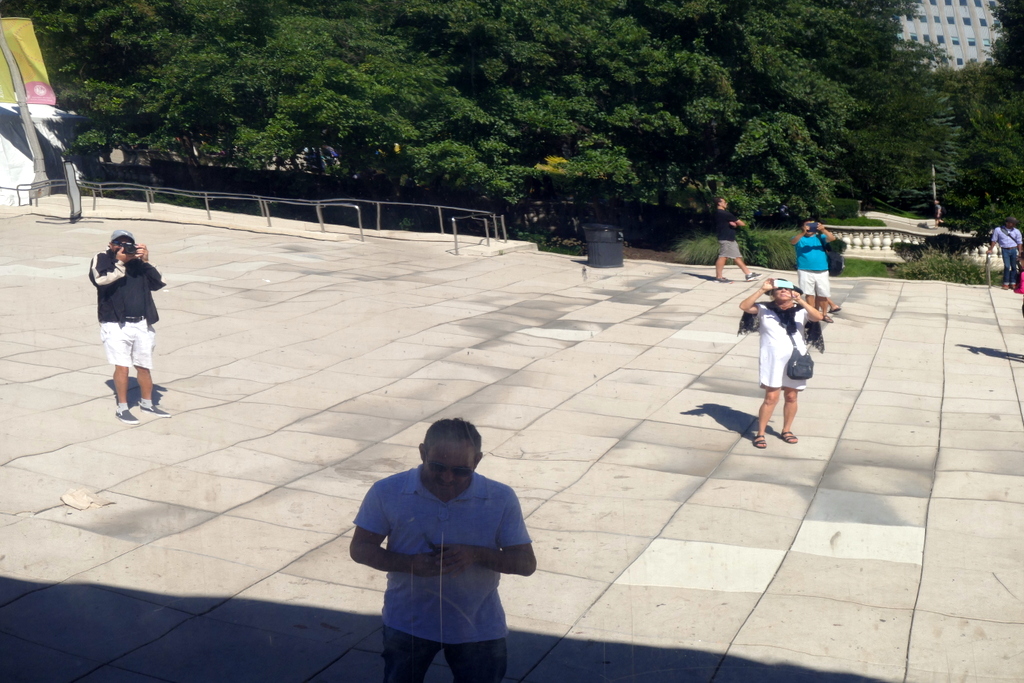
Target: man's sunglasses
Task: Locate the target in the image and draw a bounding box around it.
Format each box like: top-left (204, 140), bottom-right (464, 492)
top-left (427, 461), bottom-right (474, 478)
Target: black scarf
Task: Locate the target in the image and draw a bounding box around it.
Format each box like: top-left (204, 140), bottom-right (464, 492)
top-left (738, 303), bottom-right (825, 353)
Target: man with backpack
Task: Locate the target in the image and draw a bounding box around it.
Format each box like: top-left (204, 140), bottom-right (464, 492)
top-left (791, 219), bottom-right (838, 323)
top-left (987, 217), bottom-right (1022, 290)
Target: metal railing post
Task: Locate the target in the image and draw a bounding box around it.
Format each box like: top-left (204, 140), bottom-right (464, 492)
top-left (376, 202), bottom-right (382, 231)
top-left (356, 206), bottom-right (364, 241)
top-left (438, 206), bottom-right (445, 234)
top-left (484, 216), bottom-right (491, 247)
top-left (316, 203), bottom-right (325, 232)
top-left (500, 215), bottom-right (508, 242)
top-left (204, 193), bottom-right (211, 220)
top-left (451, 217), bottom-right (459, 255)
top-left (145, 190), bottom-right (152, 212)
top-left (92, 188), bottom-right (97, 210)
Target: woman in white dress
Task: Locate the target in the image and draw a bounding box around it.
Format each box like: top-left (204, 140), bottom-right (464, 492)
top-left (738, 278), bottom-right (824, 449)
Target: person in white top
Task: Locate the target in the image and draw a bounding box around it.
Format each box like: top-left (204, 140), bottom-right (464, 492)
top-left (738, 278), bottom-right (824, 449)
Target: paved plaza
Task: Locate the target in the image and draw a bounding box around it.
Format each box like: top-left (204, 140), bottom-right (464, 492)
top-left (1, 205), bottom-right (1023, 683)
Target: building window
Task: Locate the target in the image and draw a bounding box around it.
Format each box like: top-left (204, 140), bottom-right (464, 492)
top-left (924, 34), bottom-right (932, 41)
top-left (957, 57), bottom-right (964, 64)
top-left (911, 33), bottom-right (919, 40)
top-left (970, 57), bottom-right (977, 61)
top-left (968, 37), bottom-right (976, 45)
top-left (959, 0), bottom-right (967, 5)
top-left (947, 16), bottom-right (955, 22)
top-left (952, 35), bottom-right (961, 43)
top-left (980, 18), bottom-right (987, 25)
top-left (993, 20), bottom-right (1001, 27)
top-left (975, 0), bottom-right (982, 5)
top-left (919, 14), bottom-right (927, 20)
top-left (963, 17), bottom-right (971, 24)
top-left (938, 35), bottom-right (946, 43)
top-left (989, 0), bottom-right (996, 5)
top-left (906, 13), bottom-right (915, 20)
top-left (983, 38), bottom-right (990, 45)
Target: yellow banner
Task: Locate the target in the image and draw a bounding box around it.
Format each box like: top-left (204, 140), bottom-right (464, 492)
top-left (0, 18), bottom-right (55, 105)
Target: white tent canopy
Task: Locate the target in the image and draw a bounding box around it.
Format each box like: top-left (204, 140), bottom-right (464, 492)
top-left (0, 103), bottom-right (82, 205)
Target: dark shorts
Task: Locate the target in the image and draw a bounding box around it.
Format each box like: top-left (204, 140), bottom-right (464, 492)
top-left (382, 625), bottom-right (507, 683)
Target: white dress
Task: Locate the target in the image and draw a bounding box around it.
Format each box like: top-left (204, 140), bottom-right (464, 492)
top-left (757, 304), bottom-right (808, 390)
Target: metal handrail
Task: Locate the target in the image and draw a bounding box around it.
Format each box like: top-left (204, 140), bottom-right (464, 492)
top-left (6, 179), bottom-right (507, 252)
top-left (79, 181), bottom-right (365, 241)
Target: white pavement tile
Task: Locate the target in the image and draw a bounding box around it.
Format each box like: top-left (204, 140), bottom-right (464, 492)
top-left (906, 611), bottom-right (1024, 682)
top-left (616, 538), bottom-right (785, 593)
top-left (228, 488), bottom-right (361, 535)
top-left (500, 570), bottom-right (610, 626)
top-left (0, 519), bottom-right (137, 582)
top-left (768, 552), bottom-right (921, 609)
top-left (791, 519), bottom-right (925, 564)
top-left (527, 492), bottom-right (680, 537)
top-left (153, 516), bottom-right (333, 571)
top-left (110, 467), bottom-right (275, 513)
top-left (661, 503), bottom-right (802, 551)
top-left (73, 545), bottom-right (271, 614)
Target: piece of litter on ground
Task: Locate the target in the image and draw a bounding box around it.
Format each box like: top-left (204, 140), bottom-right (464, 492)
top-left (61, 488), bottom-right (115, 510)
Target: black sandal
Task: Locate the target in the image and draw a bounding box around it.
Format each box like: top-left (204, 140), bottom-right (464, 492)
top-left (781, 431), bottom-right (799, 444)
top-left (829, 306), bottom-right (842, 313)
top-left (753, 434), bottom-right (767, 449)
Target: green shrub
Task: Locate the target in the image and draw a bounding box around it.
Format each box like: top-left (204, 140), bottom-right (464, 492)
top-left (674, 233), bottom-right (720, 265)
top-left (675, 228), bottom-right (798, 270)
top-left (517, 232), bottom-right (585, 255)
top-left (894, 233), bottom-right (986, 262)
top-left (829, 199), bottom-right (860, 219)
top-left (825, 217), bottom-right (887, 227)
top-left (738, 228), bottom-right (798, 270)
top-left (892, 250), bottom-right (984, 284)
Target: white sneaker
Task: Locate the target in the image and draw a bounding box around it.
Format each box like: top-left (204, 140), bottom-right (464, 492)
top-left (745, 272), bottom-right (761, 281)
top-left (140, 405), bottom-right (171, 418)
top-left (116, 409), bottom-right (140, 425)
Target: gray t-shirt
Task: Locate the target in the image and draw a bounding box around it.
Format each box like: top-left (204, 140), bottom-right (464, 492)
top-left (354, 467), bottom-right (531, 643)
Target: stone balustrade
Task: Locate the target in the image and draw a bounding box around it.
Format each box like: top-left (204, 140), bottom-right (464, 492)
top-left (826, 225), bottom-right (988, 263)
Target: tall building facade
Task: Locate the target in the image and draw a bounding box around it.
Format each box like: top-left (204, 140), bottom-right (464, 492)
top-left (900, 0), bottom-right (1000, 67)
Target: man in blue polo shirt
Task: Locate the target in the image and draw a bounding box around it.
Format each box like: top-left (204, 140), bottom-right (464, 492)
top-left (350, 418), bottom-right (536, 683)
top-left (791, 219), bottom-right (838, 323)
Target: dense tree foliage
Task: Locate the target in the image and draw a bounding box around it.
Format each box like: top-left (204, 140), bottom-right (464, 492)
top-left (6, 0), bottom-right (1020, 223)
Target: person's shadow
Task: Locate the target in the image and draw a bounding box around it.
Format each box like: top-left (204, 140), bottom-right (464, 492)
top-left (103, 379), bottom-right (168, 407)
top-left (681, 403), bottom-right (757, 435)
top-left (956, 344), bottom-right (1024, 362)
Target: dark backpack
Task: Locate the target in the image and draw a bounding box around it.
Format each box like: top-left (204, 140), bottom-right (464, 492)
top-left (819, 235), bottom-right (844, 277)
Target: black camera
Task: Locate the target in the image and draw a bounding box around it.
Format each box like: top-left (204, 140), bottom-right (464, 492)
top-left (120, 242), bottom-right (138, 255)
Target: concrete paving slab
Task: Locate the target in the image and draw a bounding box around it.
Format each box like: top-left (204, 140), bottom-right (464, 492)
top-left (0, 584), bottom-right (190, 660)
top-left (4, 210), bottom-right (1024, 682)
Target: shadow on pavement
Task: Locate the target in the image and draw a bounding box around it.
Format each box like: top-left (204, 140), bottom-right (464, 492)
top-left (680, 403), bottom-right (756, 435)
top-left (0, 576), bottom-right (890, 683)
top-left (955, 344), bottom-right (1024, 362)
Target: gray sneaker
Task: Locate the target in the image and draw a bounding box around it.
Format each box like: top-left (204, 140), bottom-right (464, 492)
top-left (745, 272), bottom-right (761, 281)
top-left (141, 405), bottom-right (171, 418)
top-left (116, 409), bottom-right (140, 425)
top-left (715, 277), bottom-right (732, 284)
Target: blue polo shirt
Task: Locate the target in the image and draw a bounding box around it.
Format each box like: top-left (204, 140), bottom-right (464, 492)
top-left (353, 466), bottom-right (531, 644)
top-left (795, 235), bottom-right (829, 271)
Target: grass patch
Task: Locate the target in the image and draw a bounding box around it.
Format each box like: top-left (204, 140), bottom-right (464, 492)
top-left (840, 258), bottom-right (890, 278)
top-left (825, 217), bottom-right (887, 227)
top-left (871, 198), bottom-right (926, 220)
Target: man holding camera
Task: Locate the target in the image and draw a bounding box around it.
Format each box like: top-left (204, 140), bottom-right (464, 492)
top-left (791, 220), bottom-right (837, 323)
top-left (89, 229), bottom-right (170, 424)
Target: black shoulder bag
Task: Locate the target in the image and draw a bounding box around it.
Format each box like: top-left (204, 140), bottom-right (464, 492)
top-left (786, 333), bottom-right (814, 380)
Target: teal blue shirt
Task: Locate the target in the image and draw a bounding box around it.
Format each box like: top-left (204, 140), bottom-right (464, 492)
top-left (795, 236), bottom-right (829, 271)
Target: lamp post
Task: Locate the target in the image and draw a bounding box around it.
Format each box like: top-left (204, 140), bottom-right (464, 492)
top-left (0, 2), bottom-right (48, 199)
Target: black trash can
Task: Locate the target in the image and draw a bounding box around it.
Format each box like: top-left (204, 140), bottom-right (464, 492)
top-left (582, 223), bottom-right (624, 268)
